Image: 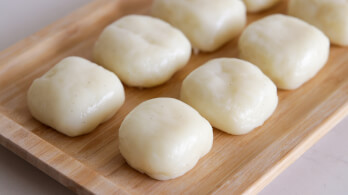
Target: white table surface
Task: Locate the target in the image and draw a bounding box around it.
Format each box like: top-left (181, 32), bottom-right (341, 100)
top-left (1, 1), bottom-right (347, 194)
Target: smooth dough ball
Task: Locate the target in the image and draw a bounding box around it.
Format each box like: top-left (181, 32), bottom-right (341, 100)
top-left (93, 15), bottom-right (191, 88)
top-left (239, 14), bottom-right (330, 90)
top-left (119, 98), bottom-right (213, 180)
top-left (180, 58), bottom-right (278, 135)
top-left (243, 0), bottom-right (280, 12)
top-left (152, 0), bottom-right (246, 52)
top-left (27, 57), bottom-right (125, 137)
top-left (289, 0), bottom-right (348, 46)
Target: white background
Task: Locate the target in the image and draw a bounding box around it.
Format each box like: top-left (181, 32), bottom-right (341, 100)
top-left (1, 1), bottom-right (347, 194)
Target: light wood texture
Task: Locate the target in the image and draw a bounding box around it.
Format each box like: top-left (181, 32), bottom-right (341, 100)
top-left (0, 0), bottom-right (347, 194)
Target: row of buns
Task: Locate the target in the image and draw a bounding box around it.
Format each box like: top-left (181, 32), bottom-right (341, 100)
top-left (27, 0), bottom-right (347, 180)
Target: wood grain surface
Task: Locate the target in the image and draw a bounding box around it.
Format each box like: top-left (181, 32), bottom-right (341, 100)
top-left (0, 0), bottom-right (347, 194)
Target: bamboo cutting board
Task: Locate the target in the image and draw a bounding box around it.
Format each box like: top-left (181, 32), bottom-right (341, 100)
top-left (0, 0), bottom-right (347, 194)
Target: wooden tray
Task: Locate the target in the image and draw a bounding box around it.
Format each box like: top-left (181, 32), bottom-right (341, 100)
top-left (0, 0), bottom-right (347, 194)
